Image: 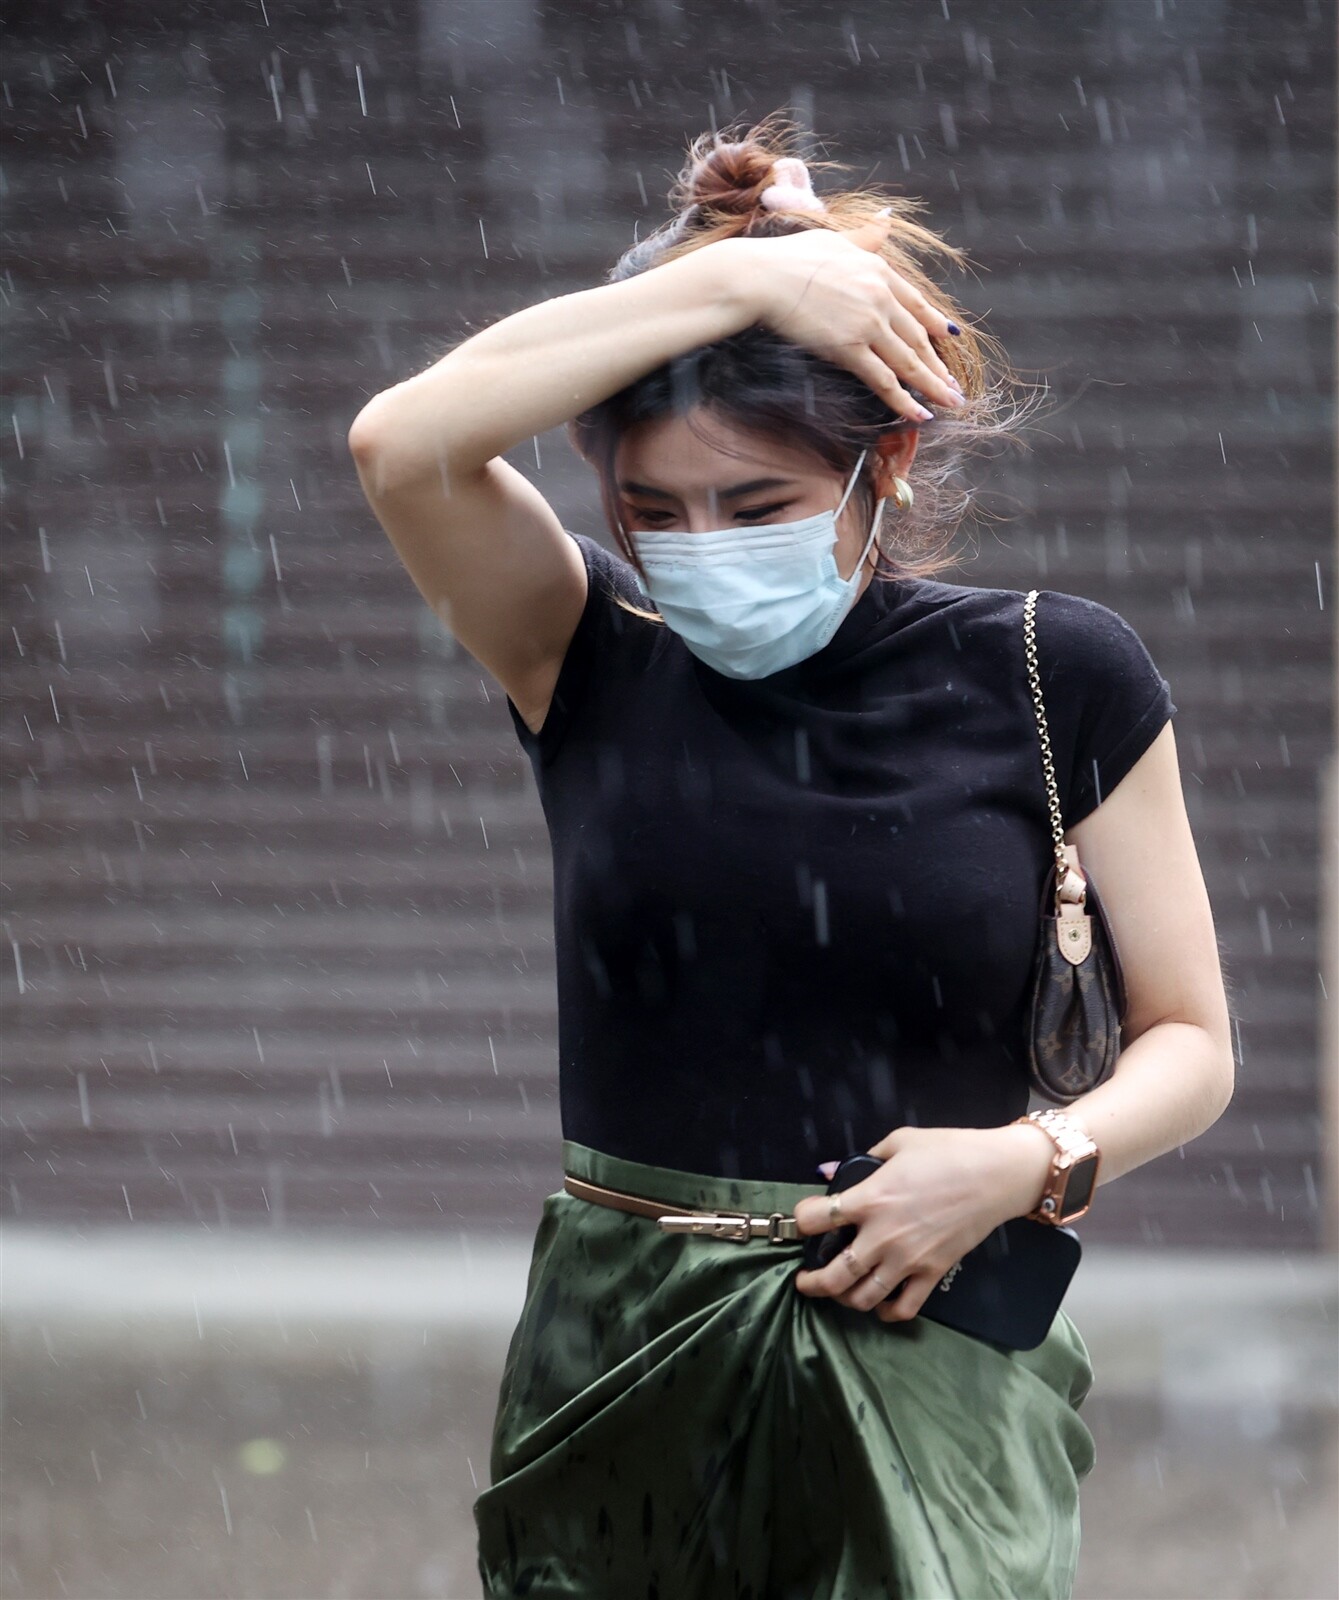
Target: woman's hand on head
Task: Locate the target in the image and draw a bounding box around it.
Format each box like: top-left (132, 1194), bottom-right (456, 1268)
top-left (790, 1124), bottom-right (1049, 1323)
top-left (725, 217), bottom-right (966, 423)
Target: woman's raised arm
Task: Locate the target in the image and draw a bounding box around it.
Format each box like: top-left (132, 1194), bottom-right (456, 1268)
top-left (347, 241), bottom-right (768, 723)
top-left (346, 222), bottom-right (963, 726)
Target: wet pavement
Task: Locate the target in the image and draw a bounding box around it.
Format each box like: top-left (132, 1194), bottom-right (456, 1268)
top-left (2, 1229), bottom-right (1335, 1600)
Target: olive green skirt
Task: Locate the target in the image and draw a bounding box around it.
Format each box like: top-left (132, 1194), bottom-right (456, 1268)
top-left (473, 1139), bottom-right (1096, 1599)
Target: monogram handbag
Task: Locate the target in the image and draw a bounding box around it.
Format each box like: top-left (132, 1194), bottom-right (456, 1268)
top-left (1022, 589), bottom-right (1127, 1103)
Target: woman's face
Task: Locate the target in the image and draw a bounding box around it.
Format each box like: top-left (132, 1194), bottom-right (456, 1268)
top-left (614, 410), bottom-right (919, 597)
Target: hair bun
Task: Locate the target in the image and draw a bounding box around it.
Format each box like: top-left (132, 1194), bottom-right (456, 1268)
top-left (682, 139), bottom-right (777, 216)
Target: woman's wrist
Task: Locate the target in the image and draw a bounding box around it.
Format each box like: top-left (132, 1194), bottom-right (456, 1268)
top-left (691, 236), bottom-right (775, 329)
top-left (993, 1120), bottom-right (1061, 1220)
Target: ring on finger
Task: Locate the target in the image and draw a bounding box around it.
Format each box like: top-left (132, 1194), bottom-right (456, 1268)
top-left (827, 1195), bottom-right (844, 1225)
top-left (870, 1270), bottom-right (896, 1295)
top-left (841, 1247), bottom-right (864, 1279)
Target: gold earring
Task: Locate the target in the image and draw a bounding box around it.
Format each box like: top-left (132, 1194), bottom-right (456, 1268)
top-left (891, 476), bottom-right (914, 512)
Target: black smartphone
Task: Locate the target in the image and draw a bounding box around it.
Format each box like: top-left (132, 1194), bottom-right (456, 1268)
top-left (801, 1153), bottom-right (1082, 1351)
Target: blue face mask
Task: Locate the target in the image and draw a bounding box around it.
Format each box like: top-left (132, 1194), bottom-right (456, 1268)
top-left (625, 447), bottom-right (886, 680)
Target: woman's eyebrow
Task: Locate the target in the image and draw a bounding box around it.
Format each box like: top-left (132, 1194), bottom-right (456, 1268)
top-left (618, 476), bottom-right (797, 501)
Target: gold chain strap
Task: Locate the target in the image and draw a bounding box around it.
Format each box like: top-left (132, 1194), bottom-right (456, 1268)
top-left (1023, 590), bottom-right (1071, 894)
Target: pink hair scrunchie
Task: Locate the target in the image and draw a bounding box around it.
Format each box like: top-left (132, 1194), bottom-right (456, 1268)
top-left (758, 156), bottom-right (827, 214)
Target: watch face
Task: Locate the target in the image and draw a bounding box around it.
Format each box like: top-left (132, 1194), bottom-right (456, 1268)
top-left (1064, 1156), bottom-right (1098, 1214)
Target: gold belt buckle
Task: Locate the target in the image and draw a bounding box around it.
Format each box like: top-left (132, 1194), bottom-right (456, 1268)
top-left (656, 1211), bottom-right (753, 1242)
top-left (656, 1210), bottom-right (798, 1244)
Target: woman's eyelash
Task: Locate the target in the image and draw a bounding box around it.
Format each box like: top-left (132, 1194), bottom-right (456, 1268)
top-left (636, 503), bottom-right (791, 524)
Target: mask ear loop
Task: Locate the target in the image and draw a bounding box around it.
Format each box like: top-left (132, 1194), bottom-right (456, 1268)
top-left (856, 497), bottom-right (887, 576)
top-left (836, 447), bottom-right (884, 580)
top-left (835, 447), bottom-right (869, 519)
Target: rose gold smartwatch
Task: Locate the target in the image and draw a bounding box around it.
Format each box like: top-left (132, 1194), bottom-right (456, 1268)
top-left (1012, 1108), bottom-right (1101, 1225)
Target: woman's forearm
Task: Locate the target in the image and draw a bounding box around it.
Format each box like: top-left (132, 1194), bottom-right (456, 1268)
top-left (349, 239), bottom-right (758, 488)
top-left (999, 1022), bottom-right (1235, 1218)
top-left (1056, 1021), bottom-right (1234, 1186)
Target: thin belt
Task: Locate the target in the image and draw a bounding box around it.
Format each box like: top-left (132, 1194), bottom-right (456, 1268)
top-left (563, 1173), bottom-right (802, 1245)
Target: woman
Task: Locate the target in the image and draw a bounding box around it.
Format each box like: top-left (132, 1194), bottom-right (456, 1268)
top-left (349, 117), bottom-right (1235, 1600)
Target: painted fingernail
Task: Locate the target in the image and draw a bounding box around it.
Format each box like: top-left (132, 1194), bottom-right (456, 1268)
top-left (946, 321), bottom-right (962, 335)
top-left (915, 405), bottom-right (935, 422)
top-left (817, 1160), bottom-right (840, 1179)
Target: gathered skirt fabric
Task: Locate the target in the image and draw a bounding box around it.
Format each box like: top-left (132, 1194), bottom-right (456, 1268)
top-left (472, 1139), bottom-right (1097, 1600)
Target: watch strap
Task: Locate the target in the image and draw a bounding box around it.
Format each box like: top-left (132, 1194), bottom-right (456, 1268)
top-left (1013, 1109), bottom-right (1100, 1225)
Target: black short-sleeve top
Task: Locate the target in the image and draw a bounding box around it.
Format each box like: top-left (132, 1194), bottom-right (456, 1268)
top-left (506, 531), bottom-right (1176, 1182)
